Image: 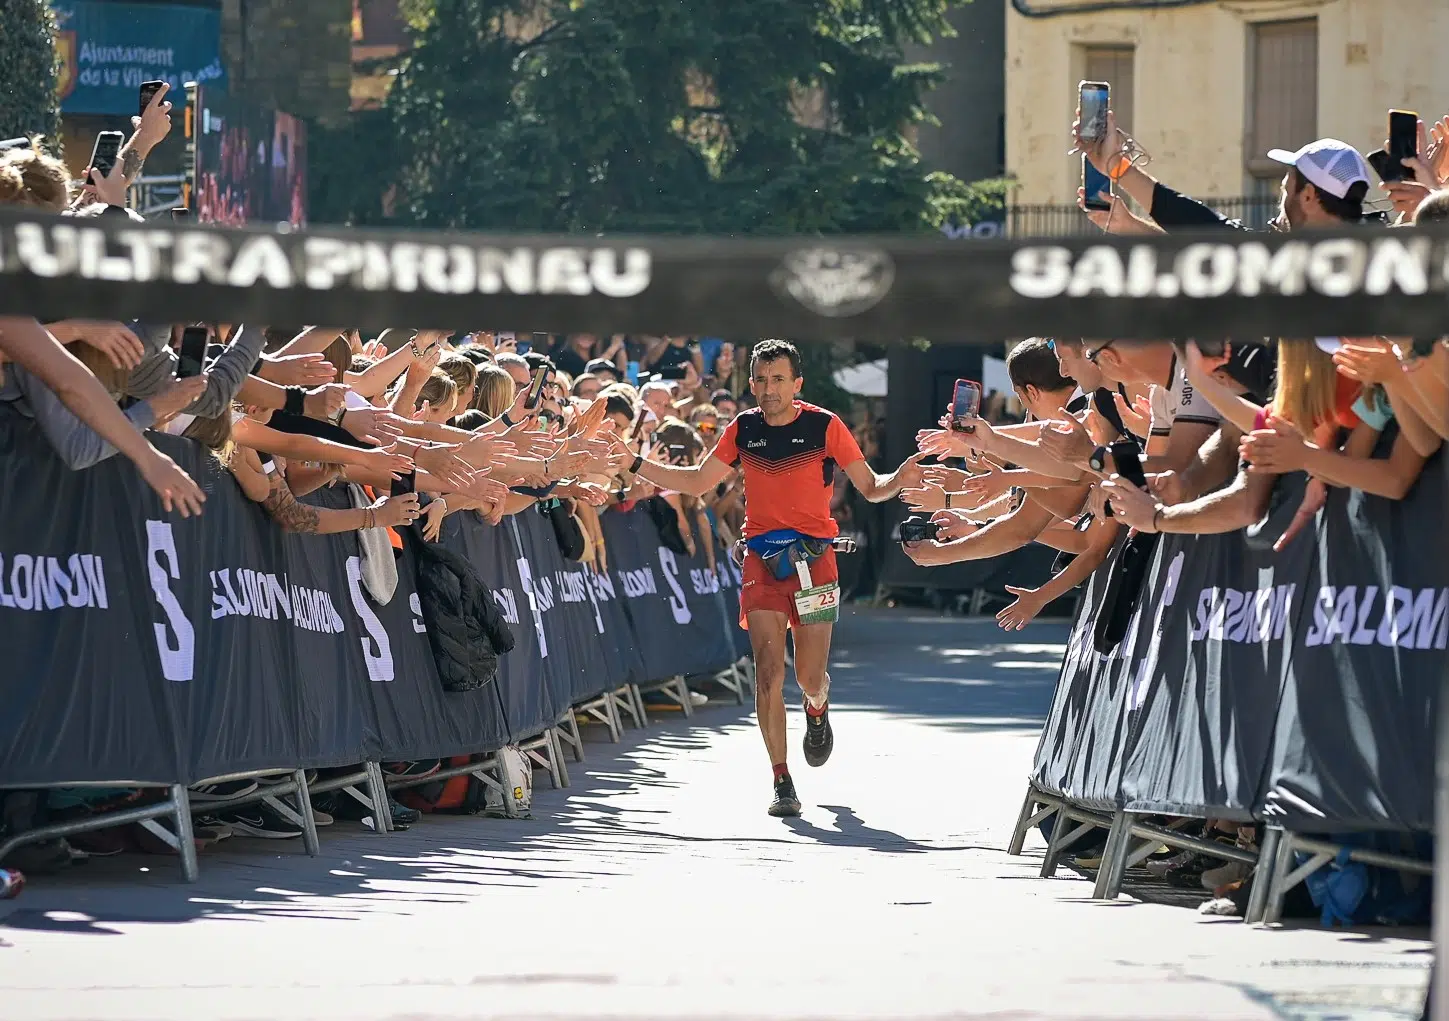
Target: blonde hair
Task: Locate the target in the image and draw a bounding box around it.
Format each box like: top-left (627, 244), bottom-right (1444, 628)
top-left (0, 146), bottom-right (69, 211)
top-left (1272, 340), bottom-right (1339, 434)
top-left (182, 409), bottom-right (236, 467)
top-left (438, 353), bottom-right (478, 397)
top-left (417, 369), bottom-right (457, 414)
top-left (471, 363), bottom-right (514, 418)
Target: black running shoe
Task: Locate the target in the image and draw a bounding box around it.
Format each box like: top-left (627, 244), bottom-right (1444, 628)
top-left (802, 700), bottom-right (834, 768)
top-left (768, 775), bottom-right (802, 818)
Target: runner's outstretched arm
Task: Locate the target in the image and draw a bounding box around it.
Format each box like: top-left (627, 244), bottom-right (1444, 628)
top-left (628, 446), bottom-right (733, 498)
top-left (841, 453), bottom-right (926, 503)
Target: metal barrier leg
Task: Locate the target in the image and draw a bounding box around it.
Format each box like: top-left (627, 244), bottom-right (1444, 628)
top-left (364, 762), bottom-right (393, 834)
top-left (729, 662), bottom-right (747, 706)
top-left (564, 711), bottom-right (585, 763)
top-left (1244, 826), bottom-right (1282, 925)
top-left (1008, 787), bottom-right (1043, 856)
top-left (1092, 810), bottom-right (1135, 900)
top-left (1038, 805), bottom-right (1067, 878)
top-left (1265, 829), bottom-right (1303, 925)
top-left (170, 784), bottom-right (199, 883)
top-left (674, 675), bottom-right (694, 717)
top-left (293, 768), bottom-right (320, 856)
top-left (605, 688), bottom-right (623, 742)
top-left (632, 684), bottom-right (650, 726)
top-left (543, 730), bottom-right (567, 790)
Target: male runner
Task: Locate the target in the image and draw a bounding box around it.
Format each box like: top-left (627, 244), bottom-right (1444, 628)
top-left (622, 339), bottom-right (922, 816)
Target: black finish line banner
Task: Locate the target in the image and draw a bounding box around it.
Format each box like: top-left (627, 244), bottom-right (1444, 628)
top-left (3, 206), bottom-right (1449, 339)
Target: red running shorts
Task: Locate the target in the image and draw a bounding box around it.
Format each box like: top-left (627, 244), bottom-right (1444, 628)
top-left (739, 547), bottom-right (838, 629)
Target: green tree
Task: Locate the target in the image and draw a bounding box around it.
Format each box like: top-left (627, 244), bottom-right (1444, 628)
top-left (0, 0), bottom-right (61, 142)
top-left (387, 0), bottom-right (988, 235)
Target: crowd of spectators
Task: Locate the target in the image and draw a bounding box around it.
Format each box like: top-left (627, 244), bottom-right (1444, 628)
top-left (0, 89), bottom-right (771, 858)
top-left (892, 93), bottom-right (1449, 907)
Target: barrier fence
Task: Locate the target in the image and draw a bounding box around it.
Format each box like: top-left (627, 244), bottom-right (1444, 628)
top-left (0, 407), bottom-right (750, 877)
top-left (1010, 444), bottom-right (1448, 923)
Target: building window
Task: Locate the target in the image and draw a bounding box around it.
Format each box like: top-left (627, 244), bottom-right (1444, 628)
top-left (1247, 18), bottom-right (1317, 178)
top-left (1082, 45), bottom-right (1134, 139)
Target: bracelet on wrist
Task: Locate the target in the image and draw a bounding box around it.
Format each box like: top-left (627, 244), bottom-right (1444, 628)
top-left (1151, 507), bottom-right (1163, 532)
top-left (629, 454), bottom-right (644, 475)
top-left (284, 386), bottom-right (305, 416)
top-left (944, 492), bottom-right (952, 509)
top-left (501, 412), bottom-right (515, 427)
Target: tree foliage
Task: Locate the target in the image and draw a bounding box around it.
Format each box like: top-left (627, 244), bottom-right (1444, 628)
top-left (384, 0), bottom-right (989, 235)
top-left (0, 0), bottom-right (61, 142)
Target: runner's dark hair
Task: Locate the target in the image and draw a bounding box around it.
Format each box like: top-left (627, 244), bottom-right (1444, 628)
top-left (751, 339), bottom-right (802, 378)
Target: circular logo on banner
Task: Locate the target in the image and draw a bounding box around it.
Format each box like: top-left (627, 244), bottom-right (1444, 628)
top-left (770, 247), bottom-right (895, 318)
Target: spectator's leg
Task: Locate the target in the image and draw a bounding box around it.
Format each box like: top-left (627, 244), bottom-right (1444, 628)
top-left (747, 611), bottom-right (791, 769)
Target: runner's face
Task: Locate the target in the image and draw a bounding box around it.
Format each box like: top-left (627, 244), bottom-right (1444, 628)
top-left (750, 357), bottom-right (801, 415)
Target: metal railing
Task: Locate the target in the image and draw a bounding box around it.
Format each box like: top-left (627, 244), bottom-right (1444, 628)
top-left (128, 174), bottom-right (187, 218)
top-left (1006, 195), bottom-right (1279, 238)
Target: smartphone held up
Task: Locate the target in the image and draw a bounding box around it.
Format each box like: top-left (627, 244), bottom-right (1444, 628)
top-left (1082, 155), bottom-right (1112, 212)
top-left (950, 378), bottom-right (983, 434)
top-left (176, 327), bottom-right (209, 379)
top-left (524, 366), bottom-right (550, 409)
top-left (1078, 80), bottom-right (1110, 144)
top-left (86, 131), bottom-right (124, 185)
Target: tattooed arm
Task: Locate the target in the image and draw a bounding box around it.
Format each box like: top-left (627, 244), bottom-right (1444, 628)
top-left (232, 446), bottom-right (420, 534)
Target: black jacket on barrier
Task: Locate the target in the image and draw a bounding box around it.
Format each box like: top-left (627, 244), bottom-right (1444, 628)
top-left (410, 532), bottom-right (517, 692)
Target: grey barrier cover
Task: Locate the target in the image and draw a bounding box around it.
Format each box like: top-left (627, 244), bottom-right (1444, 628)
top-left (0, 411), bottom-right (743, 786)
top-left (1032, 449), bottom-right (1446, 832)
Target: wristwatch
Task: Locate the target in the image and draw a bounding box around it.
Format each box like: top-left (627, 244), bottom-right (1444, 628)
top-left (629, 454), bottom-right (644, 475)
top-left (1088, 445), bottom-right (1110, 474)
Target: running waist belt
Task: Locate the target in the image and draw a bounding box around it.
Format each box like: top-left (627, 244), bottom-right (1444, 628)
top-left (746, 530), bottom-right (833, 582)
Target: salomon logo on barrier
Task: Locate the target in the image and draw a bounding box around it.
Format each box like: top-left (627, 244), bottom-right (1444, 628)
top-left (770, 247), bottom-right (894, 318)
top-left (1303, 585), bottom-right (1448, 650)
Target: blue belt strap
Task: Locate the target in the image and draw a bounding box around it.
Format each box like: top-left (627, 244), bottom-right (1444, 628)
top-left (746, 529), bottom-right (832, 581)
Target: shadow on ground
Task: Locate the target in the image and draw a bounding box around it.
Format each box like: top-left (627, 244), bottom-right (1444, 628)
top-left (0, 606), bottom-right (1064, 939)
top-left (825, 606), bottom-right (1067, 732)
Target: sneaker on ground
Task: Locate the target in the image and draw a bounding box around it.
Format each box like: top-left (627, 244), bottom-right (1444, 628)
top-left (802, 700), bottom-right (834, 768)
top-left (224, 807), bottom-right (303, 840)
top-left (383, 760), bottom-right (441, 780)
top-left (190, 778), bottom-right (259, 803)
top-left (389, 799), bottom-right (420, 829)
top-left (191, 815), bottom-right (234, 843)
top-left (688, 690), bottom-right (709, 707)
top-left (768, 775), bottom-right (802, 818)
top-left (1145, 849), bottom-right (1194, 879)
top-left (311, 808), bottom-right (334, 827)
top-left (1201, 859), bottom-right (1251, 893)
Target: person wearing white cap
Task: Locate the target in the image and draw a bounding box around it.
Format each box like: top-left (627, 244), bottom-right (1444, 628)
top-left (1265, 138), bottom-right (1372, 229)
top-left (1073, 104), bottom-right (1372, 232)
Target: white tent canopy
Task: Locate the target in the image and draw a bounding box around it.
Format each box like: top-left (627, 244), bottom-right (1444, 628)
top-left (832, 358), bottom-right (888, 398)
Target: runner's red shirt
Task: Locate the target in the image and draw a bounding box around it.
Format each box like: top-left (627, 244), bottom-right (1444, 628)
top-left (711, 402), bottom-right (865, 540)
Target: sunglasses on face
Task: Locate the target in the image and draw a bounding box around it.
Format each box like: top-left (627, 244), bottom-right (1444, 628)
top-left (1085, 339), bottom-right (1117, 363)
top-left (696, 421), bottom-right (718, 434)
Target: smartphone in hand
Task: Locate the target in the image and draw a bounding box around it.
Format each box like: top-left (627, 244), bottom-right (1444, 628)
top-left (87, 131), bottom-right (125, 186)
top-left (139, 80), bottom-right (168, 117)
top-left (950, 378), bottom-right (983, 433)
top-left (1083, 155), bottom-right (1112, 212)
top-left (524, 366), bottom-right (550, 409)
top-left (177, 326), bottom-right (209, 378)
top-left (1388, 109), bottom-right (1419, 181)
top-left (1079, 81), bottom-right (1110, 143)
